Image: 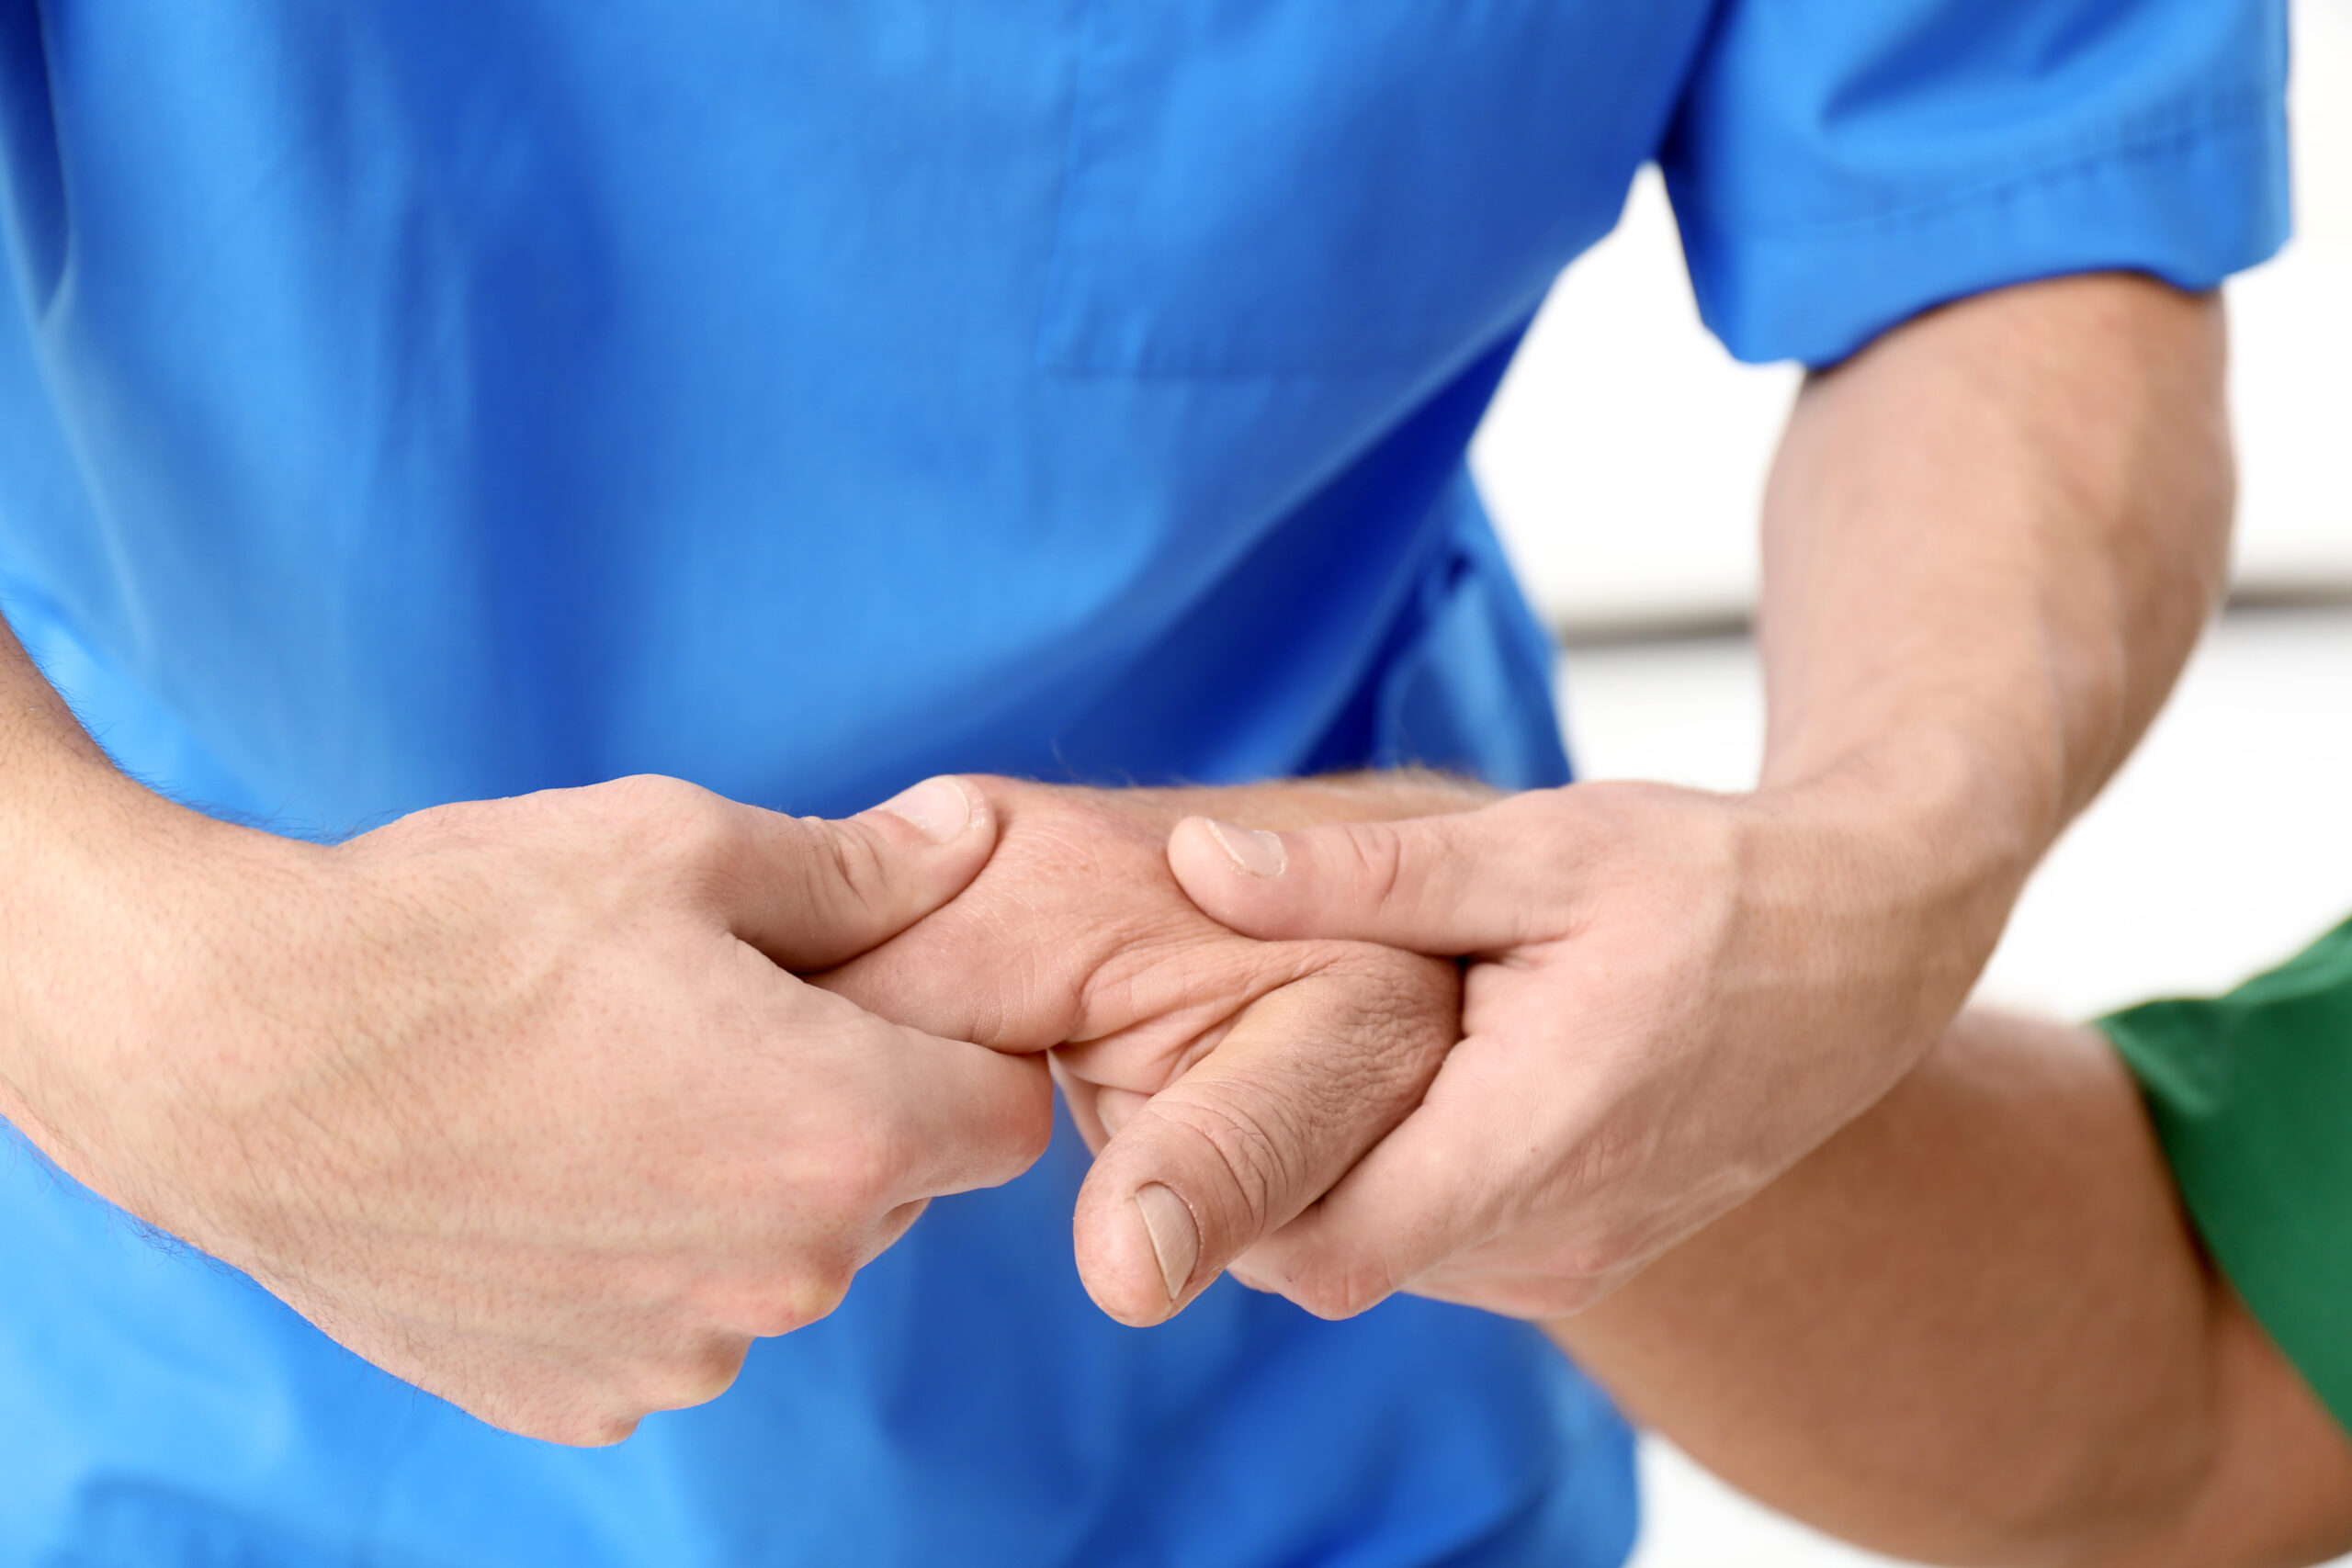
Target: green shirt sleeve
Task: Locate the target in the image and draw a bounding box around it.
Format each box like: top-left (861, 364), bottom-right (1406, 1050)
top-left (2098, 914), bottom-right (2352, 1440)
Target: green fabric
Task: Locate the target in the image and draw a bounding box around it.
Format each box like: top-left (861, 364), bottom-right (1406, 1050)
top-left (2099, 915), bottom-right (2352, 1441)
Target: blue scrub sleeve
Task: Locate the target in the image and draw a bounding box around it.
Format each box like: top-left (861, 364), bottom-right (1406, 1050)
top-left (1661, 0), bottom-right (2290, 367)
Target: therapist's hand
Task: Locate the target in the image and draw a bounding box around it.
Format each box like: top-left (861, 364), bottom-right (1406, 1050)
top-left (819, 773), bottom-right (1486, 1326)
top-left (1161, 276), bottom-right (2233, 1322)
top-left (1166, 778), bottom-right (1996, 1319)
top-left (1, 770), bottom-right (1051, 1445)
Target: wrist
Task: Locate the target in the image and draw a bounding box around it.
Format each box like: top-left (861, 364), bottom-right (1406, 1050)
top-left (1755, 727), bottom-right (2048, 979)
top-left (0, 762), bottom-right (303, 1185)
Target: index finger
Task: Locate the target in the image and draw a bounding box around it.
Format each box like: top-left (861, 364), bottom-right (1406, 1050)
top-left (786, 980), bottom-right (1057, 1201)
top-left (1165, 790), bottom-right (1581, 955)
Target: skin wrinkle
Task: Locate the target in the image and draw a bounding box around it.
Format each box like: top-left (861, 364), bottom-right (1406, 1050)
top-left (0, 657), bottom-right (1051, 1443)
top-left (1072, 937), bottom-right (1283, 1055)
top-left (1143, 1092), bottom-right (1295, 1235)
top-left (820, 773), bottom-right (1484, 1319)
top-left (824, 780), bottom-right (1444, 1073)
top-left (0, 276), bottom-right (2240, 1461)
top-left (1153, 276), bottom-right (2233, 1336)
top-left (1064, 1014), bottom-right (1238, 1094)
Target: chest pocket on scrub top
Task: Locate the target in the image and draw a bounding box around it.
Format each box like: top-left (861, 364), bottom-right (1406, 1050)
top-left (1036, 0), bottom-right (1689, 378)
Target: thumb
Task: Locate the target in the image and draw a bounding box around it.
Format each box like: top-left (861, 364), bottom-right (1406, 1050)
top-left (1165, 791), bottom-right (1568, 954)
top-left (726, 775), bottom-right (999, 970)
top-left (1069, 950), bottom-right (1454, 1325)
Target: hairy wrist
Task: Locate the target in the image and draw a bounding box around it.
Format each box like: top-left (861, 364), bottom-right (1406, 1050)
top-left (1142, 769), bottom-right (1498, 833)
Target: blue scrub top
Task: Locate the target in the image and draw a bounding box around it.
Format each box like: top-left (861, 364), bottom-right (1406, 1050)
top-left (0, 4), bottom-right (2285, 1566)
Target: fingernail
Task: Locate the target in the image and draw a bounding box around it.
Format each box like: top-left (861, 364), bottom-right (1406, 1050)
top-left (1203, 819), bottom-right (1285, 879)
top-left (873, 776), bottom-right (974, 844)
top-left (1133, 1183), bottom-right (1199, 1306)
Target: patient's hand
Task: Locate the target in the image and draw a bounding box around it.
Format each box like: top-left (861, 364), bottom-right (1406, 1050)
top-left (818, 773), bottom-right (1487, 1326)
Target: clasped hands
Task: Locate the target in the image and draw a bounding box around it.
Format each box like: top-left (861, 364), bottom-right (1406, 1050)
top-left (30, 763), bottom-right (1984, 1448)
top-left (821, 772), bottom-right (1486, 1329)
top-left (832, 764), bottom-right (1986, 1343)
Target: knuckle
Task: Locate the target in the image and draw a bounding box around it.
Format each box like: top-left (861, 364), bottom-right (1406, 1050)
top-left (679, 1337), bottom-right (752, 1404)
top-left (818, 819), bottom-right (893, 909)
top-left (636, 1336), bottom-right (752, 1415)
top-left (582, 1416), bottom-right (640, 1447)
top-left (784, 1265), bottom-right (856, 1331)
top-left (594, 772), bottom-right (703, 827)
top-left (875, 1197), bottom-right (930, 1252)
top-left (1338, 821), bottom-right (1408, 911)
top-left (589, 775), bottom-right (740, 873)
top-left (700, 1261), bottom-right (854, 1339)
top-left (672, 799), bottom-right (746, 874)
top-left (827, 1125), bottom-right (914, 1212)
top-left (537, 1406), bottom-right (641, 1449)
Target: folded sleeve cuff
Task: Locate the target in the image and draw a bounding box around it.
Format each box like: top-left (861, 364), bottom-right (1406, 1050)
top-left (1674, 97), bottom-right (2290, 367)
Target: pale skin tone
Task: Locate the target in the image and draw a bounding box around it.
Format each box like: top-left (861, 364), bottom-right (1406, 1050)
top-left (1548, 1009), bottom-right (2352, 1568)
top-left (0, 651), bottom-right (1055, 1446)
top-left (818, 770), bottom-right (1492, 1324)
top-left (816, 792), bottom-right (2352, 1564)
top-left (0, 270), bottom-right (2230, 1457)
top-left (1157, 272), bottom-right (2233, 1323)
top-left (832, 274), bottom-right (2232, 1334)
top-left (963, 269), bottom-right (2345, 1563)
top-left (808, 270), bottom-right (2318, 1568)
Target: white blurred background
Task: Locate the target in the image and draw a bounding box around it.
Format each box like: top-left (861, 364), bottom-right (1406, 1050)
top-left (1475, 1), bottom-right (2352, 1562)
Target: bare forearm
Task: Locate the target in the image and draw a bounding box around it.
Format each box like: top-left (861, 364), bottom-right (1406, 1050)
top-left (1758, 274), bottom-right (2232, 924)
top-left (0, 615), bottom-right (128, 809)
top-left (1152, 336), bottom-right (2232, 1325)
top-left (1547, 1012), bottom-right (2352, 1567)
top-left (0, 615), bottom-right (169, 1153)
top-left (1538, 281), bottom-right (2328, 1561)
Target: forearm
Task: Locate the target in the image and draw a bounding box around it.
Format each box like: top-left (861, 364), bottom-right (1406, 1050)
top-left (1543, 278), bottom-right (2289, 1561)
top-left (0, 613), bottom-right (129, 814)
top-left (1756, 274), bottom-right (2232, 981)
top-left (0, 617), bottom-right (132, 1136)
top-left (0, 614), bottom-right (248, 1187)
top-left (1547, 1012), bottom-right (2352, 1567)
